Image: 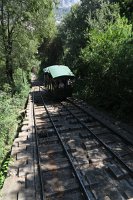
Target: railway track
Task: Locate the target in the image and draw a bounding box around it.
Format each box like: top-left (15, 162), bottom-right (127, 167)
top-left (62, 100), bottom-right (133, 176)
top-left (33, 89), bottom-right (88, 200)
top-left (33, 86), bottom-right (133, 200)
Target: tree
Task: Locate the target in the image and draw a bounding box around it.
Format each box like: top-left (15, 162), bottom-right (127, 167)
top-left (112, 0), bottom-right (133, 22)
top-left (81, 15), bottom-right (133, 112)
top-left (0, 0), bottom-right (56, 87)
top-left (57, 0), bottom-right (111, 73)
top-left (55, 0), bottom-right (133, 117)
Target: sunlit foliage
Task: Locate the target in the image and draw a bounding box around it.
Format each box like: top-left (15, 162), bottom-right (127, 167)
top-left (54, 0), bottom-right (133, 118)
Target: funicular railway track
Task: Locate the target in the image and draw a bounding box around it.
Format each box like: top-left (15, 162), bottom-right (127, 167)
top-left (33, 86), bottom-right (133, 200)
top-left (33, 88), bottom-right (88, 200)
top-left (62, 100), bottom-right (133, 176)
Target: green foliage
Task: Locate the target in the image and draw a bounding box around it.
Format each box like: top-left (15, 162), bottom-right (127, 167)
top-left (0, 158), bottom-right (10, 189)
top-left (82, 16), bottom-right (132, 65)
top-left (0, 82), bottom-right (29, 161)
top-left (0, 73), bottom-right (30, 188)
top-left (57, 0), bottom-right (119, 73)
top-left (13, 27), bottom-right (39, 72)
top-left (38, 34), bottom-right (62, 70)
top-left (58, 3), bottom-right (87, 70)
top-left (0, 0), bottom-right (57, 189)
top-left (80, 15), bottom-right (133, 116)
top-left (13, 68), bottom-right (30, 95)
top-left (55, 0), bottom-right (133, 119)
top-left (0, 0), bottom-right (57, 162)
top-left (113, 0), bottom-right (133, 22)
top-left (0, 0), bottom-right (57, 87)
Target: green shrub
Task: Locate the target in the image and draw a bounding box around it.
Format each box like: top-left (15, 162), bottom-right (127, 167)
top-left (80, 16), bottom-right (133, 117)
top-left (0, 72), bottom-right (30, 188)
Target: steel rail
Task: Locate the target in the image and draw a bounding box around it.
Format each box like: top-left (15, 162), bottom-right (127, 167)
top-left (62, 102), bottom-right (133, 178)
top-left (39, 89), bottom-right (91, 200)
top-left (32, 90), bottom-right (45, 200)
top-left (67, 98), bottom-right (133, 147)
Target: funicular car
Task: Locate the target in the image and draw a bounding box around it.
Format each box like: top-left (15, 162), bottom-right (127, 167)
top-left (43, 65), bottom-right (75, 99)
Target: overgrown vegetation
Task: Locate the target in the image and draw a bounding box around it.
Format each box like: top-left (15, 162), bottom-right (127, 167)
top-left (0, 73), bottom-right (29, 188)
top-left (0, 69), bottom-right (29, 157)
top-left (40, 0), bottom-right (133, 120)
top-left (0, 0), bottom-right (132, 189)
top-left (0, 0), bottom-right (57, 187)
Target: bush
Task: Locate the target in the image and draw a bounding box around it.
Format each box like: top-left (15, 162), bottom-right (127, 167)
top-left (0, 72), bottom-right (30, 188)
top-left (80, 16), bottom-right (133, 118)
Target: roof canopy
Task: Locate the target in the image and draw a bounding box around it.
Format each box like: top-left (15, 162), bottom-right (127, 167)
top-left (43, 65), bottom-right (74, 79)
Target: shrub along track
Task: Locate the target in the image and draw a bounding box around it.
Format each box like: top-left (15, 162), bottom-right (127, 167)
top-left (32, 85), bottom-right (133, 200)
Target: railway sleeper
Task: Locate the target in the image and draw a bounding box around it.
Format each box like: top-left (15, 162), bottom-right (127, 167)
top-left (65, 115), bottom-right (74, 120)
top-left (59, 111), bottom-right (70, 116)
top-left (107, 163), bottom-right (129, 180)
top-left (40, 151), bottom-right (67, 162)
top-left (85, 121), bottom-right (100, 128)
top-left (45, 190), bottom-right (84, 200)
top-left (79, 131), bottom-right (91, 138)
top-left (120, 158), bottom-right (133, 170)
top-left (37, 124), bottom-right (54, 130)
top-left (38, 128), bottom-right (55, 136)
top-left (69, 119), bottom-right (78, 124)
top-left (84, 168), bottom-right (125, 200)
top-left (38, 137), bottom-right (59, 145)
top-left (40, 156), bottom-right (68, 166)
top-left (39, 144), bottom-right (64, 153)
top-left (91, 186), bottom-right (126, 200)
top-left (83, 140), bottom-right (99, 150)
top-left (43, 167), bottom-right (74, 179)
top-left (119, 180), bottom-right (133, 199)
top-left (58, 125), bottom-right (83, 133)
top-left (60, 130), bottom-right (80, 138)
top-left (40, 160), bottom-right (70, 172)
top-left (89, 127), bottom-right (110, 135)
top-left (115, 150), bottom-right (132, 158)
top-left (71, 153), bottom-right (89, 166)
top-left (87, 149), bottom-right (110, 164)
top-left (44, 178), bottom-right (79, 198)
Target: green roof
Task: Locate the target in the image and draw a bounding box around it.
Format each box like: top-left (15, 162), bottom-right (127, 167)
top-left (43, 65), bottom-right (74, 78)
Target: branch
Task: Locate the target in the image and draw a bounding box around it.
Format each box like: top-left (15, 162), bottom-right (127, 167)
top-left (0, 0), bottom-right (8, 51)
top-left (9, 0), bottom-right (23, 35)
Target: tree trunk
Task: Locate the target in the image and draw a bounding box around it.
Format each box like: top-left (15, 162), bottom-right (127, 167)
top-left (6, 56), bottom-right (14, 84)
top-left (1, 0), bottom-right (15, 90)
top-left (5, 38), bottom-right (14, 83)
